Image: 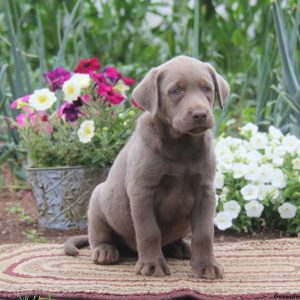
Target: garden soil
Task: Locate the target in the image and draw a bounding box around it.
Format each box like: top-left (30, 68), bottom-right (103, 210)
top-left (0, 189), bottom-right (86, 244)
top-left (0, 189), bottom-right (289, 245)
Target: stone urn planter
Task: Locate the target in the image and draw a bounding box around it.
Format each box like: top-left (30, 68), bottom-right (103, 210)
top-left (26, 166), bottom-right (109, 230)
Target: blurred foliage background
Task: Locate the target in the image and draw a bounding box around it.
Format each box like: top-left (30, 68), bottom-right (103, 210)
top-left (0, 0), bottom-right (299, 187)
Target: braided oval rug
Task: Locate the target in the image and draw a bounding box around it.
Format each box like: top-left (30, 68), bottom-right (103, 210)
top-left (0, 239), bottom-right (299, 300)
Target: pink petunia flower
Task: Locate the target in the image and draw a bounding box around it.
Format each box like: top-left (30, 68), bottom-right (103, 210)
top-left (81, 94), bottom-right (90, 104)
top-left (10, 95), bottom-right (30, 109)
top-left (58, 103), bottom-right (67, 118)
top-left (16, 114), bottom-right (26, 127)
top-left (28, 112), bottom-right (38, 127)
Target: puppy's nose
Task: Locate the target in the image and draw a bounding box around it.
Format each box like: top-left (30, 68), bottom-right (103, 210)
top-left (192, 109), bottom-right (208, 120)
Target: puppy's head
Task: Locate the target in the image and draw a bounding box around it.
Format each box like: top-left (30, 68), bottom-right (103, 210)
top-left (132, 55), bottom-right (230, 135)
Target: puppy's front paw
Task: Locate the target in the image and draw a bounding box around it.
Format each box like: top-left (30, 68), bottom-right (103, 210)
top-left (192, 260), bottom-right (224, 279)
top-left (91, 243), bottom-right (119, 265)
top-left (135, 256), bottom-right (171, 276)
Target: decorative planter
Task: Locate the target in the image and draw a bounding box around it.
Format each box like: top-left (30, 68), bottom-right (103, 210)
top-left (26, 166), bottom-right (109, 230)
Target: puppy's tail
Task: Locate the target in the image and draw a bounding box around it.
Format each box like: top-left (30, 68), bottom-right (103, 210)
top-left (64, 235), bottom-right (89, 256)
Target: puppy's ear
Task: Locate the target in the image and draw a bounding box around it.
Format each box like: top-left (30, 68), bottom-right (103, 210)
top-left (132, 68), bottom-right (161, 117)
top-left (206, 63), bottom-right (230, 109)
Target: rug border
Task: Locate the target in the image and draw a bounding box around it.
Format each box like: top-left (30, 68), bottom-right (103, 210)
top-left (1, 289), bottom-right (300, 300)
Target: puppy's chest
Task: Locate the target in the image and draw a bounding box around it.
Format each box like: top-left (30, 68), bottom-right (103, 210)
top-left (155, 174), bottom-right (196, 222)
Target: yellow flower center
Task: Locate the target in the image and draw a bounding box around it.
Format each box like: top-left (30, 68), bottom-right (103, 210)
top-left (84, 127), bottom-right (91, 135)
top-left (38, 95), bottom-right (48, 104)
top-left (67, 85), bottom-right (75, 94)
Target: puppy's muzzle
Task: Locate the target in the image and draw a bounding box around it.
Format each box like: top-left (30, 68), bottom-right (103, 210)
top-left (191, 109), bottom-right (209, 121)
top-left (189, 108), bottom-right (213, 126)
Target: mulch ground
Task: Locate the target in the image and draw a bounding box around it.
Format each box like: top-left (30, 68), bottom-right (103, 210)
top-left (0, 189), bottom-right (86, 244)
top-left (0, 189), bottom-right (289, 245)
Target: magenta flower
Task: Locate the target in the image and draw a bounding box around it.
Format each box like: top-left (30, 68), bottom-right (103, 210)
top-left (121, 76), bottom-right (136, 86)
top-left (74, 57), bottom-right (100, 74)
top-left (90, 72), bottom-right (107, 84)
top-left (97, 82), bottom-right (124, 105)
top-left (107, 92), bottom-right (124, 105)
top-left (104, 66), bottom-right (121, 83)
top-left (43, 67), bottom-right (71, 91)
top-left (97, 82), bottom-right (114, 98)
top-left (104, 66), bottom-right (135, 86)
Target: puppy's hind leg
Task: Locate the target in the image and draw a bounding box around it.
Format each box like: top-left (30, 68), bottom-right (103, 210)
top-left (88, 190), bottom-right (120, 265)
top-left (163, 239), bottom-right (191, 260)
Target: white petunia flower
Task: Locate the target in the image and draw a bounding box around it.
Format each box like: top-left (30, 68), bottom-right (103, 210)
top-left (264, 147), bottom-right (274, 160)
top-left (114, 81), bottom-right (129, 97)
top-left (71, 73), bottom-right (91, 89)
top-left (292, 158), bottom-right (300, 170)
top-left (246, 151), bottom-right (263, 164)
top-left (272, 156), bottom-right (284, 167)
top-left (282, 135), bottom-right (300, 153)
top-left (278, 203), bottom-right (297, 219)
top-left (267, 186), bottom-right (281, 203)
top-left (28, 88), bottom-right (57, 111)
top-left (273, 146), bottom-right (287, 158)
top-left (77, 120), bottom-right (95, 143)
top-left (223, 200), bottom-right (241, 219)
top-left (63, 79), bottom-right (81, 103)
top-left (269, 126), bottom-right (283, 140)
top-left (241, 184), bottom-right (259, 201)
top-left (214, 211), bottom-right (233, 230)
top-left (271, 169), bottom-right (286, 189)
top-left (271, 146), bottom-right (286, 166)
top-left (217, 156), bottom-right (233, 173)
top-left (234, 144), bottom-right (248, 159)
top-left (244, 163), bottom-right (261, 182)
top-left (240, 123), bottom-right (258, 136)
top-left (250, 132), bottom-right (269, 150)
top-left (257, 184), bottom-right (269, 201)
top-left (219, 187), bottom-right (229, 202)
top-left (215, 194), bottom-right (219, 207)
top-left (215, 143), bottom-right (232, 158)
top-left (245, 200), bottom-right (264, 218)
top-left (232, 163), bottom-right (247, 179)
top-left (222, 136), bottom-right (243, 149)
top-left (215, 172), bottom-right (224, 189)
top-left (257, 164), bottom-right (273, 184)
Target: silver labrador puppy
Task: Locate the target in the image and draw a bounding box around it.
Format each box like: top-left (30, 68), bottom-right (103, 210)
top-left (64, 55), bottom-right (230, 279)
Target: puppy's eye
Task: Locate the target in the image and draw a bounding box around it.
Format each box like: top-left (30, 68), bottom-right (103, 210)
top-left (202, 86), bottom-right (212, 93)
top-left (170, 87), bottom-right (181, 96)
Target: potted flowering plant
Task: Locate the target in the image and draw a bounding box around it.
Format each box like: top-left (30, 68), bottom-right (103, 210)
top-left (213, 123), bottom-right (300, 235)
top-left (10, 57), bottom-right (137, 229)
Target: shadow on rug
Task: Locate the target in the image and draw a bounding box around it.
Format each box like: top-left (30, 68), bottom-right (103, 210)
top-left (0, 239), bottom-right (299, 300)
